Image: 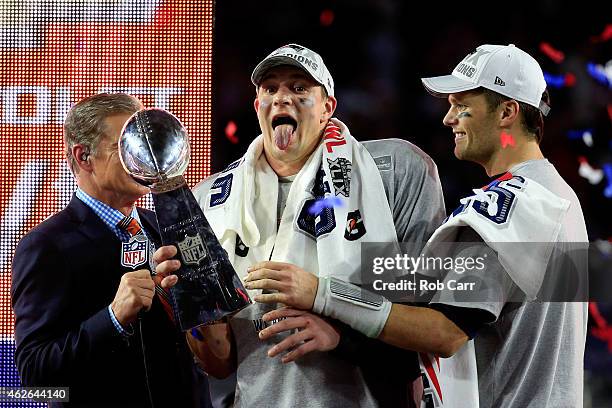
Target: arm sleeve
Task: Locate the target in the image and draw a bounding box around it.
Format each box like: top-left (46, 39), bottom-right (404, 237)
top-left (427, 226), bottom-right (519, 337)
top-left (391, 142), bottom-right (446, 245)
top-left (11, 232), bottom-right (129, 386)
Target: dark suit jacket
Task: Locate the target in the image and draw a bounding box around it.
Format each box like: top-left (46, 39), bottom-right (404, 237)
top-left (12, 195), bottom-right (210, 408)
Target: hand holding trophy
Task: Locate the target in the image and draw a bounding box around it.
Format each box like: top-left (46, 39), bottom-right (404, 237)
top-left (118, 108), bottom-right (250, 331)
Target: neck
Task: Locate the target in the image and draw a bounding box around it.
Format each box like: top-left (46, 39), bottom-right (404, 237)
top-left (78, 183), bottom-right (137, 216)
top-left (263, 130), bottom-right (324, 177)
top-left (482, 135), bottom-right (544, 177)
top-left (264, 152), bottom-right (308, 177)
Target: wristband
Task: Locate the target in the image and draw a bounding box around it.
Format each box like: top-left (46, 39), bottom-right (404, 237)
top-left (313, 276), bottom-right (391, 338)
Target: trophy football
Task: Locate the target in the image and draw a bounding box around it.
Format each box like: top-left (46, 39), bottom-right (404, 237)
top-left (118, 108), bottom-right (251, 331)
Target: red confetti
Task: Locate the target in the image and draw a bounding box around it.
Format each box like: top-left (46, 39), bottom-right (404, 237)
top-left (608, 104), bottom-right (612, 123)
top-left (500, 131), bottom-right (515, 149)
top-left (564, 72), bottom-right (576, 87)
top-left (539, 42), bottom-right (565, 64)
top-left (589, 302), bottom-right (612, 352)
top-left (590, 24), bottom-right (612, 43)
top-left (320, 9), bottom-right (334, 26)
top-left (225, 120), bottom-right (239, 144)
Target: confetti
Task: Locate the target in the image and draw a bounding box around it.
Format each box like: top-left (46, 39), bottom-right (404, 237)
top-left (543, 72), bottom-right (576, 88)
top-left (567, 129), bottom-right (594, 147)
top-left (603, 164), bottom-right (612, 198)
top-left (539, 42), bottom-right (565, 63)
top-left (586, 62), bottom-right (611, 88)
top-left (225, 120), bottom-right (239, 144)
top-left (590, 24), bottom-right (612, 43)
top-left (320, 9), bottom-right (334, 26)
top-left (308, 196), bottom-right (344, 215)
top-left (578, 156), bottom-right (604, 185)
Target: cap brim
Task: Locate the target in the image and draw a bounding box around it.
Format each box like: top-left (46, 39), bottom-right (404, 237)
top-left (421, 75), bottom-right (479, 97)
top-left (251, 56), bottom-right (313, 86)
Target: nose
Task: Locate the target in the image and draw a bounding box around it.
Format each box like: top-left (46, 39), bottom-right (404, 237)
top-left (442, 107), bottom-right (457, 127)
top-left (273, 87), bottom-right (293, 106)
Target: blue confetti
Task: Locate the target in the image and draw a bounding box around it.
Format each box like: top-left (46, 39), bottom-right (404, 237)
top-left (308, 196), bottom-right (344, 215)
top-left (567, 129), bottom-right (593, 140)
top-left (586, 63), bottom-right (611, 88)
top-left (543, 72), bottom-right (567, 88)
top-left (603, 164), bottom-right (612, 198)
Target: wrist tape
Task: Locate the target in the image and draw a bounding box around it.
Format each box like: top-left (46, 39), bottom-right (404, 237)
top-left (313, 276), bottom-right (391, 338)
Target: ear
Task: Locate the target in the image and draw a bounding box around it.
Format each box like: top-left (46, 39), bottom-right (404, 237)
top-left (72, 144), bottom-right (93, 173)
top-left (321, 95), bottom-right (337, 123)
top-left (499, 99), bottom-right (520, 128)
top-left (254, 97), bottom-right (260, 114)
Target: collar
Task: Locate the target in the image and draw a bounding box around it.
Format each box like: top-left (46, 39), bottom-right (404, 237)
top-left (75, 188), bottom-right (139, 241)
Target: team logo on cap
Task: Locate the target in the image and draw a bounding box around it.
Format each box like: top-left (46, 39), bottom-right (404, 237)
top-left (277, 44), bottom-right (320, 72)
top-left (177, 234), bottom-right (207, 265)
top-left (465, 48), bottom-right (491, 65)
top-left (455, 48), bottom-right (492, 78)
top-left (121, 235), bottom-right (149, 269)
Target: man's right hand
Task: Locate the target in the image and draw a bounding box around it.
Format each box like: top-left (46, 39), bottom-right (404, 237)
top-left (110, 269), bottom-right (155, 326)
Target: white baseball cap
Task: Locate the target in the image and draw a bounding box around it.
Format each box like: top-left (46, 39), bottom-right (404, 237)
top-left (251, 43), bottom-right (335, 97)
top-left (421, 44), bottom-right (550, 116)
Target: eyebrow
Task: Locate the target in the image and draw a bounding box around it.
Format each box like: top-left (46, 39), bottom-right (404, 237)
top-left (449, 94), bottom-right (472, 106)
top-left (448, 94), bottom-right (461, 103)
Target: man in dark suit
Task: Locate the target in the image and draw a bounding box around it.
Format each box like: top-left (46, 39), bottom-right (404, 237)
top-left (11, 93), bottom-right (211, 407)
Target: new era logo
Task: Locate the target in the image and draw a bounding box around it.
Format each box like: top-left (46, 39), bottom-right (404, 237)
top-left (494, 76), bottom-right (505, 86)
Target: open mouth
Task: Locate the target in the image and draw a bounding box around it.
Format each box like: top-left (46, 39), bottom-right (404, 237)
top-left (271, 115), bottom-right (298, 151)
top-left (272, 115), bottom-right (298, 130)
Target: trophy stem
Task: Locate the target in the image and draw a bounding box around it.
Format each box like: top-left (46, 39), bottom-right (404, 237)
top-left (151, 181), bottom-right (251, 331)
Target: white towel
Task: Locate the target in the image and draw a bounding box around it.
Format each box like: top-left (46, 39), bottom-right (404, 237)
top-left (203, 118), bottom-right (398, 296)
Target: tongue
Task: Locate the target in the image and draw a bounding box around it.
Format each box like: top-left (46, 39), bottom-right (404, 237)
top-left (273, 124), bottom-right (295, 150)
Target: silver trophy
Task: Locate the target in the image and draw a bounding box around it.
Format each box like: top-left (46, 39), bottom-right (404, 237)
top-left (119, 108), bottom-right (251, 331)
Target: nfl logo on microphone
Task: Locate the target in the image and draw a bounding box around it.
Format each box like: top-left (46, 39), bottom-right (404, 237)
top-left (121, 237), bottom-right (148, 268)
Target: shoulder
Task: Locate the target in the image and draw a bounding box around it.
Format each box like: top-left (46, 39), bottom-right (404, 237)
top-left (13, 208), bottom-right (75, 264)
top-left (21, 206), bottom-right (76, 242)
top-left (192, 158), bottom-right (244, 205)
top-left (192, 172), bottom-right (221, 206)
top-left (360, 138), bottom-right (439, 177)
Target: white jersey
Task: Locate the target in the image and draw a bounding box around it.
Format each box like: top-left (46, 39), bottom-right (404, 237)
top-left (425, 159), bottom-right (588, 408)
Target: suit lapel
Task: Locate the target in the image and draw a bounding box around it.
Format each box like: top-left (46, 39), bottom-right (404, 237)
top-left (66, 195), bottom-right (119, 244)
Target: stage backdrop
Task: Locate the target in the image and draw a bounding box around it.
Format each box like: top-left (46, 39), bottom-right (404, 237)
top-left (0, 1), bottom-right (213, 405)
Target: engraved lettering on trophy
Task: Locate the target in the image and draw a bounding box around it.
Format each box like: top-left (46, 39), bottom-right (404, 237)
top-left (162, 215), bottom-right (203, 233)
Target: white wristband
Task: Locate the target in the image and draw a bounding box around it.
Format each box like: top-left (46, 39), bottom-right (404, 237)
top-left (313, 276), bottom-right (391, 338)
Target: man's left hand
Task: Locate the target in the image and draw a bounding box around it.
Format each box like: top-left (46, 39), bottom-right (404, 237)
top-left (244, 261), bottom-right (318, 310)
top-left (259, 308), bottom-right (340, 363)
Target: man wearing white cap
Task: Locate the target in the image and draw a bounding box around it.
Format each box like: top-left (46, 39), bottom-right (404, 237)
top-left (416, 44), bottom-right (588, 407)
top-left (249, 44), bottom-right (589, 407)
top-left (154, 44), bottom-right (446, 406)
